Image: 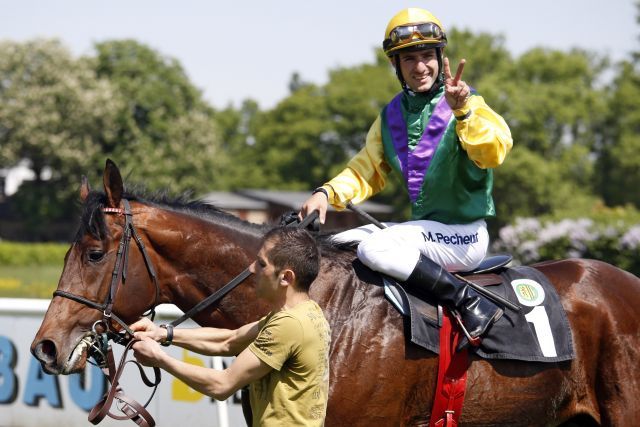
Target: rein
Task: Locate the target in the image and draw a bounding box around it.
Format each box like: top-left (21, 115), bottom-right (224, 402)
top-left (167, 210), bottom-right (320, 328)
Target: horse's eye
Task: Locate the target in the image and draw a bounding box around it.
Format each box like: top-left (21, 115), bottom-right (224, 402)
top-left (87, 250), bottom-right (105, 263)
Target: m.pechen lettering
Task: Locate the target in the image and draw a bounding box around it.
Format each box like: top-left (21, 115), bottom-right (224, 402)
top-left (422, 231), bottom-right (479, 245)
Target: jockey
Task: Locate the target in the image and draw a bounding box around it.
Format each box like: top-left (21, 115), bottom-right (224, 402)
top-left (299, 8), bottom-right (513, 344)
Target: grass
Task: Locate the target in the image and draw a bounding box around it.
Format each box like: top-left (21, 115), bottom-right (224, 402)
top-left (0, 241), bottom-right (67, 298)
top-left (0, 264), bottom-right (62, 298)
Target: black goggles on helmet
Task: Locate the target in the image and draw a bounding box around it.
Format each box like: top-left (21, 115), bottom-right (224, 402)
top-left (384, 22), bottom-right (445, 51)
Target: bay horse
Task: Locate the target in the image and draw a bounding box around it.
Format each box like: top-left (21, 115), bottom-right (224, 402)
top-left (32, 160), bottom-right (640, 426)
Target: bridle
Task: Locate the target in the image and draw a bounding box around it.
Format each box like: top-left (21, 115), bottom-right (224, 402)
top-left (50, 199), bottom-right (319, 427)
top-left (54, 199), bottom-right (160, 341)
top-left (53, 198), bottom-right (161, 427)
top-left (54, 200), bottom-right (320, 343)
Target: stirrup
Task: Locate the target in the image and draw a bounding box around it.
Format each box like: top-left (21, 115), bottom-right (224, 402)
top-left (450, 309), bottom-right (482, 350)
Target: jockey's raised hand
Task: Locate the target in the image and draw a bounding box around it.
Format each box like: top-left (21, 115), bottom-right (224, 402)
top-left (443, 57), bottom-right (470, 110)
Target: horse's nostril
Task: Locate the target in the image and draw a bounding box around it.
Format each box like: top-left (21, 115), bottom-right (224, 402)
top-left (35, 340), bottom-right (57, 364)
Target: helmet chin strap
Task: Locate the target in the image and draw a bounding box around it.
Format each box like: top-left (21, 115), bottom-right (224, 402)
top-left (395, 47), bottom-right (445, 98)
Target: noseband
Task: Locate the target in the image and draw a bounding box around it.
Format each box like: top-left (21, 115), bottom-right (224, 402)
top-left (54, 199), bottom-right (160, 342)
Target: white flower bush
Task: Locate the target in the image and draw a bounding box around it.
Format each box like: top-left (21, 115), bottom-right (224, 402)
top-left (493, 217), bottom-right (640, 275)
top-left (620, 225), bottom-right (640, 250)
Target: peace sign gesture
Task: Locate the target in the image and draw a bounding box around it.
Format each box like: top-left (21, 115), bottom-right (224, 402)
top-left (443, 57), bottom-right (470, 110)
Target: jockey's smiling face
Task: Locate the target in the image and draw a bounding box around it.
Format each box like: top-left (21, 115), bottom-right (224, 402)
top-left (397, 48), bottom-right (439, 93)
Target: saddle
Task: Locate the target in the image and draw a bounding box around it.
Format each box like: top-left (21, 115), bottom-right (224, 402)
top-left (382, 255), bottom-right (575, 363)
top-left (385, 255), bottom-right (509, 326)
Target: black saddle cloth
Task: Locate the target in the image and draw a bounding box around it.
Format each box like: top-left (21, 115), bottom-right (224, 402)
top-left (383, 265), bottom-right (575, 363)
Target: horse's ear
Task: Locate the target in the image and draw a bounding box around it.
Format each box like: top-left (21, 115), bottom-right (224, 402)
top-left (79, 176), bottom-right (91, 202)
top-left (103, 159), bottom-right (123, 208)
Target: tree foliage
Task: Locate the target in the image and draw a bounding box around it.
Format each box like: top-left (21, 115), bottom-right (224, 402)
top-left (596, 60), bottom-right (640, 207)
top-left (90, 40), bottom-right (227, 194)
top-left (0, 39), bottom-right (123, 176)
top-left (0, 39), bottom-right (124, 233)
top-left (0, 40), bottom-right (229, 238)
top-left (591, 2), bottom-right (640, 209)
top-left (228, 50), bottom-right (398, 191)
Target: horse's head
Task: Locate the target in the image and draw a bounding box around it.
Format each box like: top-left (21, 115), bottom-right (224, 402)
top-left (31, 160), bottom-right (161, 374)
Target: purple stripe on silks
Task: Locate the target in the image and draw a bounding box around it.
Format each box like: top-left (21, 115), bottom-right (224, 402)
top-left (408, 96), bottom-right (452, 201)
top-left (386, 93), bottom-right (408, 178)
top-left (386, 95), bottom-right (453, 203)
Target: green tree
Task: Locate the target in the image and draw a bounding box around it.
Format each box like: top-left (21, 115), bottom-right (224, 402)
top-left (596, 2), bottom-right (640, 208)
top-left (0, 39), bottom-right (124, 236)
top-left (212, 99), bottom-right (265, 189)
top-left (91, 40), bottom-right (228, 194)
top-left (597, 60), bottom-right (640, 207)
top-left (250, 83), bottom-right (331, 188)
top-left (445, 29), bottom-right (512, 87)
top-left (244, 50), bottom-right (397, 191)
top-left (498, 48), bottom-right (608, 160)
top-left (491, 146), bottom-right (597, 233)
top-left (0, 39), bottom-right (231, 240)
top-left (462, 45), bottom-right (608, 225)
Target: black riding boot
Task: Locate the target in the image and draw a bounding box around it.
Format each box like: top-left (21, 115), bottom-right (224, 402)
top-left (405, 254), bottom-right (503, 342)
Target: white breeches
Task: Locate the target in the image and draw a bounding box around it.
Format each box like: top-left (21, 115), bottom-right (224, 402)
top-left (332, 219), bottom-right (489, 281)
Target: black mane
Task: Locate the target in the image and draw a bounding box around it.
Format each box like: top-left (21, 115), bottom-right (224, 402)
top-left (76, 188), bottom-right (267, 241)
top-left (76, 187), bottom-right (355, 255)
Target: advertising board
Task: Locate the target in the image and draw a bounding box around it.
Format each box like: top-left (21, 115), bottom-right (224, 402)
top-left (0, 298), bottom-right (245, 427)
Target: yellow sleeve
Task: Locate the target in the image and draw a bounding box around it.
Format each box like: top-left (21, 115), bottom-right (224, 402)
top-left (321, 115), bottom-right (392, 210)
top-left (453, 95), bottom-right (513, 169)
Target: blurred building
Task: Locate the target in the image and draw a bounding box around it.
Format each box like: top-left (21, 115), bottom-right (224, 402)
top-left (200, 189), bottom-right (393, 232)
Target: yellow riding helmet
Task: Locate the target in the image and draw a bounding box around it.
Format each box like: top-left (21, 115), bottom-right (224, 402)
top-left (382, 8), bottom-right (447, 57)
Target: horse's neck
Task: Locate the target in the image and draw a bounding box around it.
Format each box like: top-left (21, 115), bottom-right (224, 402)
top-left (309, 247), bottom-right (369, 323)
top-left (145, 206), bottom-right (268, 328)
